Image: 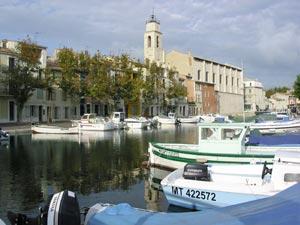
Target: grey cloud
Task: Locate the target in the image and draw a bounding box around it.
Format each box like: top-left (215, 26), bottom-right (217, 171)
top-left (0, 0), bottom-right (299, 87)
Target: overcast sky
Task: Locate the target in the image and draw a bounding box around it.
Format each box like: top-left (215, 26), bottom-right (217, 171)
top-left (1, 0), bottom-right (299, 88)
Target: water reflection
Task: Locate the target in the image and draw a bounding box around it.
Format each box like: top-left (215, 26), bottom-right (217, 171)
top-left (0, 125), bottom-right (199, 222)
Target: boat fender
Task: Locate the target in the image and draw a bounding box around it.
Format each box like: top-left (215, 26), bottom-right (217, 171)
top-left (183, 163), bottom-right (210, 181)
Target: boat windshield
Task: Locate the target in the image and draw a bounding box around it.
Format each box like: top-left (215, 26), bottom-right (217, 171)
top-left (221, 128), bottom-right (243, 140)
top-left (201, 128), bottom-right (217, 140)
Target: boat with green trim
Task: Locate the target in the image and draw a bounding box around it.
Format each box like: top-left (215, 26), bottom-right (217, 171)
top-left (148, 123), bottom-right (300, 169)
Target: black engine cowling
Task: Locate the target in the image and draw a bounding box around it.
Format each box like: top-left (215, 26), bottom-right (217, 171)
top-left (7, 190), bottom-right (81, 225)
top-left (183, 163), bottom-right (210, 181)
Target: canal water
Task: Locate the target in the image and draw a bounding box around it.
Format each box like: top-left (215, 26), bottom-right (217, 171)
top-left (0, 124), bottom-right (198, 223)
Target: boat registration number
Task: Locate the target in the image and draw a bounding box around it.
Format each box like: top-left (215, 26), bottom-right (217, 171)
top-left (172, 186), bottom-right (216, 201)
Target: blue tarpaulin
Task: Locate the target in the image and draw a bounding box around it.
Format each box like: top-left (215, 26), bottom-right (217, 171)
top-left (88, 183), bottom-right (300, 225)
top-left (248, 133), bottom-right (300, 146)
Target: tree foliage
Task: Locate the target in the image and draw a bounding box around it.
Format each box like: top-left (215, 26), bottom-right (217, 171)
top-left (167, 69), bottom-right (187, 99)
top-left (266, 86), bottom-right (290, 98)
top-left (0, 38), bottom-right (46, 121)
top-left (293, 74), bottom-right (300, 99)
top-left (56, 48), bottom-right (82, 98)
top-left (112, 55), bottom-right (144, 115)
top-left (86, 52), bottom-right (113, 101)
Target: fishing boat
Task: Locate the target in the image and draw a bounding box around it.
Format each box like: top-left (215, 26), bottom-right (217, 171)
top-left (148, 123), bottom-right (300, 170)
top-left (31, 125), bottom-right (79, 134)
top-left (161, 151), bottom-right (300, 210)
top-left (153, 112), bottom-right (179, 125)
top-left (111, 112), bottom-right (127, 129)
top-left (124, 117), bottom-right (149, 129)
top-left (250, 114), bottom-right (300, 134)
top-left (78, 114), bottom-right (115, 131)
top-left (178, 116), bottom-right (201, 124)
top-left (6, 183), bottom-right (300, 225)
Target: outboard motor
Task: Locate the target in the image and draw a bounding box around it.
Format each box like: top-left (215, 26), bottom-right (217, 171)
top-left (183, 163), bottom-right (210, 181)
top-left (7, 191), bottom-right (80, 225)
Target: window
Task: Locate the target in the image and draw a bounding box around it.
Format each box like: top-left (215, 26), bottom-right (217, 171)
top-left (205, 72), bottom-right (208, 82)
top-left (37, 89), bottom-right (44, 100)
top-left (220, 74), bottom-right (222, 84)
top-left (65, 107), bottom-right (69, 119)
top-left (237, 78), bottom-right (239, 87)
top-left (8, 57), bottom-right (15, 71)
top-left (198, 70), bottom-right (200, 80)
top-left (226, 76), bottom-right (228, 85)
top-left (213, 73), bottom-right (215, 83)
top-left (147, 36), bottom-right (151, 48)
top-left (86, 104), bottom-right (90, 113)
top-left (156, 36), bottom-right (159, 48)
top-left (54, 107), bottom-right (59, 119)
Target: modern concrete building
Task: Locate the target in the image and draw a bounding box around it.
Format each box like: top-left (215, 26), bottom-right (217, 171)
top-left (166, 50), bottom-right (244, 115)
top-left (244, 78), bottom-right (266, 112)
top-left (0, 40), bottom-right (79, 123)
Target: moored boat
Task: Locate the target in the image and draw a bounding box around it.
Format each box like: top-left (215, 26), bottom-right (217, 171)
top-left (6, 183), bottom-right (300, 225)
top-left (78, 114), bottom-right (115, 131)
top-left (178, 116), bottom-right (201, 124)
top-left (153, 112), bottom-right (179, 125)
top-left (31, 125), bottom-right (79, 134)
top-left (161, 151), bottom-right (300, 210)
top-left (111, 112), bottom-right (127, 129)
top-left (250, 114), bottom-right (300, 134)
top-left (148, 123), bottom-right (300, 169)
top-left (124, 117), bottom-right (149, 129)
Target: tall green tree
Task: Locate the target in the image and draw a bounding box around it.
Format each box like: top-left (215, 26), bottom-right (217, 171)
top-left (112, 54), bottom-right (144, 116)
top-left (142, 61), bottom-right (165, 114)
top-left (56, 48), bottom-right (81, 98)
top-left (266, 86), bottom-right (290, 98)
top-left (0, 38), bottom-right (46, 121)
top-left (293, 74), bottom-right (300, 99)
top-left (86, 53), bottom-right (113, 102)
top-left (167, 69), bottom-right (187, 99)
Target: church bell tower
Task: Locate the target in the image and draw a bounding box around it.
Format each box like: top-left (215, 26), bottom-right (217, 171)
top-left (144, 13), bottom-right (164, 64)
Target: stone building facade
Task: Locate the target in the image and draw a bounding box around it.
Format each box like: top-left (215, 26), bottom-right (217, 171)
top-left (0, 40), bottom-right (79, 123)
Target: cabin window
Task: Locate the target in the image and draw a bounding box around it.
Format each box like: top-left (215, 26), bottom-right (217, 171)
top-left (201, 128), bottom-right (215, 140)
top-left (221, 129), bottom-right (242, 140)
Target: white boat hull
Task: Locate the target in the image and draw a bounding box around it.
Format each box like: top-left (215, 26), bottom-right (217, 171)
top-left (251, 119), bottom-right (300, 134)
top-left (125, 119), bottom-right (149, 129)
top-left (161, 153), bottom-right (300, 210)
top-left (157, 118), bottom-right (177, 124)
top-left (79, 123), bottom-right (115, 131)
top-left (148, 143), bottom-right (300, 169)
top-left (179, 117), bottom-right (200, 123)
top-left (162, 184), bottom-right (268, 210)
top-left (31, 125), bottom-right (79, 134)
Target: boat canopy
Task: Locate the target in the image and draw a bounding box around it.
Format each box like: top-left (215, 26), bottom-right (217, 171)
top-left (197, 123), bottom-right (250, 154)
